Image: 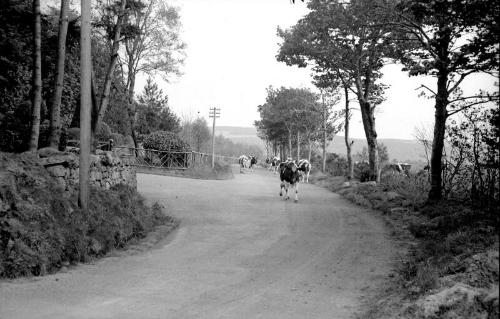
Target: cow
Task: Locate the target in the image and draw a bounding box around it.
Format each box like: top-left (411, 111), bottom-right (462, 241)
top-left (238, 155), bottom-right (250, 173)
top-left (271, 156), bottom-right (280, 174)
top-left (249, 156), bottom-right (257, 171)
top-left (279, 160), bottom-right (301, 202)
top-left (297, 159), bottom-right (311, 183)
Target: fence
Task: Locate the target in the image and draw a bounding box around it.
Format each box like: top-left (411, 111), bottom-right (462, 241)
top-left (113, 146), bottom-right (239, 170)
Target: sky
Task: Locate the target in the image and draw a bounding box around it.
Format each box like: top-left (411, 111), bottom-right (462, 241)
top-left (61, 0), bottom-right (497, 140)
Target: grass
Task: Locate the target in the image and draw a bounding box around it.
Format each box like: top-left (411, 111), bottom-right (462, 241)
top-left (310, 169), bottom-right (499, 318)
top-left (0, 151), bottom-right (177, 279)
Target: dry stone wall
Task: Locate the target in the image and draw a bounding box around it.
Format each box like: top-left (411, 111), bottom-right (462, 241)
top-left (38, 148), bottom-right (136, 193)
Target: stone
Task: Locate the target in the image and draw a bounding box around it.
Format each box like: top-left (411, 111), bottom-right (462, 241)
top-left (386, 191), bottom-right (402, 201)
top-left (360, 181), bottom-right (377, 187)
top-left (46, 165), bottom-right (67, 177)
top-left (38, 147), bottom-right (62, 158)
top-left (39, 153), bottom-right (78, 168)
top-left (417, 283), bottom-right (482, 318)
top-left (390, 207), bottom-right (409, 214)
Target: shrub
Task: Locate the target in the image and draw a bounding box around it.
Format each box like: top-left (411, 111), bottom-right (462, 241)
top-left (95, 122), bottom-right (112, 141)
top-left (354, 161), bottom-right (371, 182)
top-left (142, 130), bottom-right (190, 152)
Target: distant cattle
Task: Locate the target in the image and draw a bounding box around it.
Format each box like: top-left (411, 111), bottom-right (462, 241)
top-left (297, 159), bottom-right (311, 183)
top-left (271, 156), bottom-right (280, 174)
top-left (279, 160), bottom-right (301, 202)
top-left (387, 163), bottom-right (411, 176)
top-left (238, 155), bottom-right (250, 173)
top-left (249, 156), bottom-right (257, 171)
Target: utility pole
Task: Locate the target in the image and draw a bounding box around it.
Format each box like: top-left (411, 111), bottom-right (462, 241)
top-left (79, 0), bottom-right (91, 211)
top-left (209, 107), bottom-right (220, 168)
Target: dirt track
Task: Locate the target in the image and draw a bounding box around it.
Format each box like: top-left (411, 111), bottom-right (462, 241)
top-left (0, 167), bottom-right (396, 319)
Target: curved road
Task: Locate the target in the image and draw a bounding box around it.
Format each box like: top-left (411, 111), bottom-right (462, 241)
top-left (0, 167), bottom-right (395, 319)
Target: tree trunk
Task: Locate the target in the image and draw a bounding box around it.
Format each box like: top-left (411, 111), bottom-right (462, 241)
top-left (49, 0), bottom-right (69, 149)
top-left (29, 0), bottom-right (42, 152)
top-left (296, 130), bottom-right (300, 161)
top-left (127, 75), bottom-right (139, 149)
top-left (79, 0), bottom-right (92, 211)
top-left (288, 129), bottom-right (292, 160)
top-left (344, 85), bottom-right (353, 180)
top-left (322, 93), bottom-right (327, 173)
top-left (359, 100), bottom-right (379, 181)
top-left (308, 138), bottom-right (312, 163)
top-left (428, 67), bottom-right (449, 201)
top-left (91, 0), bottom-right (127, 137)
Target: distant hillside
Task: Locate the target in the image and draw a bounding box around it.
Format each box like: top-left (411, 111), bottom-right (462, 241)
top-left (216, 126), bottom-right (426, 162)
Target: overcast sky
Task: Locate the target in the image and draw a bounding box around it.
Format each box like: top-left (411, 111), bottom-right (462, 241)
top-left (54, 0), bottom-right (484, 140)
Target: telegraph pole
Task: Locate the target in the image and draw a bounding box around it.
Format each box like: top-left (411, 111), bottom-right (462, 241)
top-left (209, 107), bottom-right (220, 168)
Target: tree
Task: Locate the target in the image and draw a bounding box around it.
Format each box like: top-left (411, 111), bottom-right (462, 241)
top-left (278, 0), bottom-right (394, 181)
top-left (191, 117), bottom-right (211, 152)
top-left (135, 77), bottom-right (180, 135)
top-left (29, 0), bottom-right (42, 151)
top-left (388, 0), bottom-right (500, 200)
top-left (91, 0), bottom-right (130, 142)
top-left (48, 0), bottom-right (69, 148)
top-left (119, 0), bottom-right (186, 148)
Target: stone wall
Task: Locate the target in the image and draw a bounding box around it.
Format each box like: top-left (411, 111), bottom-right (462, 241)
top-left (38, 148), bottom-right (136, 193)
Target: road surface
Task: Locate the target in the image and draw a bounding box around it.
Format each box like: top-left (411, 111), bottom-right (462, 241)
top-left (0, 167), bottom-right (396, 319)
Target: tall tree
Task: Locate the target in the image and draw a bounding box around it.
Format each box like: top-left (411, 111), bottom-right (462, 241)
top-left (278, 0), bottom-right (393, 181)
top-left (91, 0), bottom-right (129, 140)
top-left (388, 0), bottom-right (500, 200)
top-left (29, 0), bottom-right (42, 151)
top-left (120, 0), bottom-right (186, 147)
top-left (48, 0), bottom-right (70, 148)
top-left (135, 77), bottom-right (180, 135)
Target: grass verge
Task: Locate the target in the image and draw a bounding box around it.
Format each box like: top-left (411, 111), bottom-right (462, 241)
top-left (309, 173), bottom-right (499, 319)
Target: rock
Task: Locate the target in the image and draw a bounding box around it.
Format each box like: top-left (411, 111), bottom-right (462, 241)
top-left (360, 181), bottom-right (377, 187)
top-left (37, 147), bottom-right (62, 158)
top-left (386, 191), bottom-right (402, 201)
top-left (417, 283), bottom-right (482, 318)
top-left (390, 207), bottom-right (409, 215)
top-left (46, 165), bottom-right (67, 177)
top-left (38, 153), bottom-right (78, 168)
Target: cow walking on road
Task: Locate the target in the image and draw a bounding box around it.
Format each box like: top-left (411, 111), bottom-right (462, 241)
top-left (279, 160), bottom-right (300, 202)
top-left (249, 156), bottom-right (257, 171)
top-left (238, 155), bottom-right (250, 173)
top-left (297, 159), bottom-right (311, 183)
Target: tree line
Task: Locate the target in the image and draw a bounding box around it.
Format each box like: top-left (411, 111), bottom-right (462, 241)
top-left (272, 0), bottom-right (499, 203)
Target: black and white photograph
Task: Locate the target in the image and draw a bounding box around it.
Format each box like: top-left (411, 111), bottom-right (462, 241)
top-left (0, 0), bottom-right (498, 318)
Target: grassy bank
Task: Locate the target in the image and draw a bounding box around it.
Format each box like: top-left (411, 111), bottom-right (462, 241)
top-left (310, 172), bottom-right (499, 319)
top-left (0, 152), bottom-right (177, 278)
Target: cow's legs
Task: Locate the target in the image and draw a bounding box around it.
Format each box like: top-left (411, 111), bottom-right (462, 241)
top-left (305, 171), bottom-right (309, 183)
top-left (294, 183), bottom-right (299, 202)
top-left (279, 182), bottom-right (284, 196)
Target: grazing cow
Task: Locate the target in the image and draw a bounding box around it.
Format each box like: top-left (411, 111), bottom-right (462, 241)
top-left (279, 160), bottom-right (300, 202)
top-left (238, 155), bottom-right (250, 173)
top-left (297, 159), bottom-right (311, 183)
top-left (249, 156), bottom-right (257, 171)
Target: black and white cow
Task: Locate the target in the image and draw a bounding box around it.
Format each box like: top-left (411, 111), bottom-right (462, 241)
top-left (249, 156), bottom-right (257, 171)
top-left (271, 156), bottom-right (280, 174)
top-left (297, 159), bottom-right (311, 183)
top-left (279, 160), bottom-right (301, 202)
top-left (238, 155), bottom-right (250, 173)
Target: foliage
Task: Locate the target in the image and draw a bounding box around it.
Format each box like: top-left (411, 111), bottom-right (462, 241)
top-left (0, 152), bottom-right (174, 278)
top-left (142, 130), bottom-right (190, 152)
top-left (325, 153), bottom-right (348, 177)
top-left (135, 78), bottom-right (180, 135)
top-left (256, 86), bottom-right (341, 159)
top-left (388, 0), bottom-right (500, 200)
top-left (179, 117), bottom-right (211, 152)
top-left (0, 0), bottom-right (81, 152)
top-left (442, 106), bottom-right (499, 211)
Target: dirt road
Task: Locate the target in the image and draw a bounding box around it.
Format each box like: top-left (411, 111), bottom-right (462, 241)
top-left (0, 167), bottom-right (396, 319)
